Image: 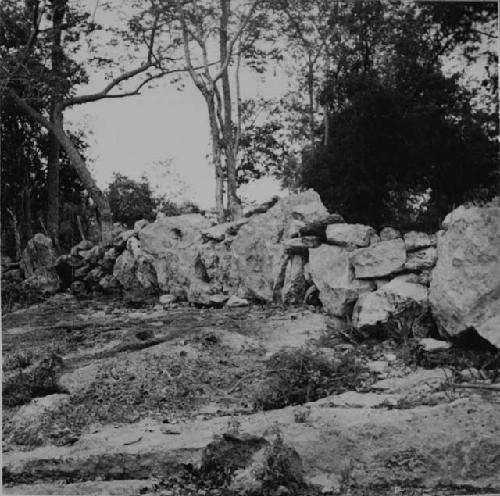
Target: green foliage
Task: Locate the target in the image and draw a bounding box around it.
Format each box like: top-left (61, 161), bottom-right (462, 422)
top-left (254, 347), bottom-right (365, 410)
top-left (301, 2), bottom-right (498, 230)
top-left (251, 431), bottom-right (307, 496)
top-left (107, 173), bottom-right (158, 227)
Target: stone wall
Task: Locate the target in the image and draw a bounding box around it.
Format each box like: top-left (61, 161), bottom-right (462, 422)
top-left (3, 193), bottom-right (499, 348)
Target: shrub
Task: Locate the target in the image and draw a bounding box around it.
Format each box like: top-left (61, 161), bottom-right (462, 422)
top-left (253, 347), bottom-right (365, 410)
top-left (2, 353), bottom-right (65, 407)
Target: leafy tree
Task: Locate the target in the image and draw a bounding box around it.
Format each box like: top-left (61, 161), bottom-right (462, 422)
top-left (107, 174), bottom-right (158, 227)
top-left (1, 94), bottom-right (91, 255)
top-left (1, 0), bottom-right (184, 244)
top-left (301, 2), bottom-right (498, 230)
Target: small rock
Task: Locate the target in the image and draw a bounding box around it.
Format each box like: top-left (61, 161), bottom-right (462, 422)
top-left (366, 360), bottom-right (389, 374)
top-left (459, 368), bottom-right (481, 381)
top-left (404, 231), bottom-right (437, 251)
top-left (226, 295), bottom-right (249, 307)
top-left (384, 353), bottom-right (397, 362)
top-left (159, 294), bottom-right (176, 306)
top-left (283, 236), bottom-right (321, 253)
top-left (351, 239), bottom-right (407, 279)
top-left (418, 338), bottom-right (452, 352)
top-left (326, 223), bottom-right (376, 248)
top-left (134, 219), bottom-right (149, 232)
top-left (380, 227), bottom-right (401, 241)
top-left (404, 247), bottom-right (437, 271)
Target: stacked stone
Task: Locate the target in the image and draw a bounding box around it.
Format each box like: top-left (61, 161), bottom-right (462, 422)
top-left (55, 223), bottom-right (134, 295)
top-left (1, 256), bottom-right (23, 284)
top-left (308, 223), bottom-right (438, 337)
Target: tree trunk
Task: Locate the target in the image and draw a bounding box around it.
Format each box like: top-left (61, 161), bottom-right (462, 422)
top-left (46, 110), bottom-right (61, 245)
top-left (6, 209), bottom-right (22, 260)
top-left (46, 0), bottom-right (66, 247)
top-left (51, 120), bottom-right (113, 245)
top-left (323, 106), bottom-right (330, 147)
top-left (207, 97), bottom-right (224, 221)
top-left (307, 57), bottom-right (315, 153)
top-left (220, 0), bottom-right (241, 220)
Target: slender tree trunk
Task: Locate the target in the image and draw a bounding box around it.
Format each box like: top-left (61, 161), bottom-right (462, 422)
top-left (47, 109), bottom-right (61, 245)
top-left (207, 97), bottom-right (224, 221)
top-left (6, 209), bottom-right (21, 260)
top-left (220, 0), bottom-right (241, 220)
top-left (23, 187), bottom-right (33, 242)
top-left (307, 57), bottom-right (315, 152)
top-left (323, 106), bottom-right (330, 147)
top-left (51, 120), bottom-right (113, 245)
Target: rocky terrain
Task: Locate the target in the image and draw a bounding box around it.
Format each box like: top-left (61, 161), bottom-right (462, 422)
top-left (2, 192), bottom-right (500, 495)
top-left (2, 294), bottom-right (500, 495)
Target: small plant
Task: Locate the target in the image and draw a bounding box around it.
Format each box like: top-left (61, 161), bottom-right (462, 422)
top-left (253, 347), bottom-right (365, 411)
top-left (339, 458), bottom-right (355, 494)
top-left (293, 405), bottom-right (311, 423)
top-left (227, 413), bottom-right (242, 435)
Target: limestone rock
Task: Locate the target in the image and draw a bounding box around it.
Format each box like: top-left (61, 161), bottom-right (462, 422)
top-left (309, 244), bottom-right (374, 316)
top-left (230, 190), bottom-right (328, 302)
top-left (133, 219), bottom-right (149, 232)
top-left (226, 295), bottom-right (250, 307)
top-left (137, 214), bottom-right (212, 294)
top-left (113, 249), bottom-right (157, 291)
top-left (113, 229), bottom-right (135, 249)
top-left (244, 196), bottom-right (280, 217)
top-left (21, 234), bottom-right (60, 294)
top-left (291, 201), bottom-right (344, 236)
top-left (418, 338), bottom-right (451, 352)
top-left (326, 223), bottom-right (375, 248)
top-left (404, 247), bottom-right (437, 271)
top-left (159, 294), bottom-right (176, 306)
top-left (353, 278), bottom-right (428, 333)
top-left (351, 239), bottom-right (406, 279)
top-left (202, 219), bottom-right (247, 242)
top-left (430, 202), bottom-right (500, 347)
top-left (404, 231), bottom-right (437, 251)
top-left (283, 236), bottom-right (321, 253)
top-left (197, 242), bottom-right (234, 294)
top-left (380, 227), bottom-right (401, 241)
top-left (98, 275), bottom-right (120, 291)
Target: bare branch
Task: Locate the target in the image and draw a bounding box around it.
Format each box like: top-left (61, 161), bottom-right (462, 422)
top-left (176, 0), bottom-right (208, 95)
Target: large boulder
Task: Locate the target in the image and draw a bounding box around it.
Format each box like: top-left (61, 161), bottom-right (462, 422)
top-left (309, 244), bottom-right (374, 316)
top-left (351, 239), bottom-right (406, 279)
top-left (353, 278), bottom-right (429, 336)
top-left (21, 234), bottom-right (60, 294)
top-left (230, 190), bottom-right (336, 302)
top-left (430, 202), bottom-right (500, 347)
top-left (139, 214), bottom-right (212, 295)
